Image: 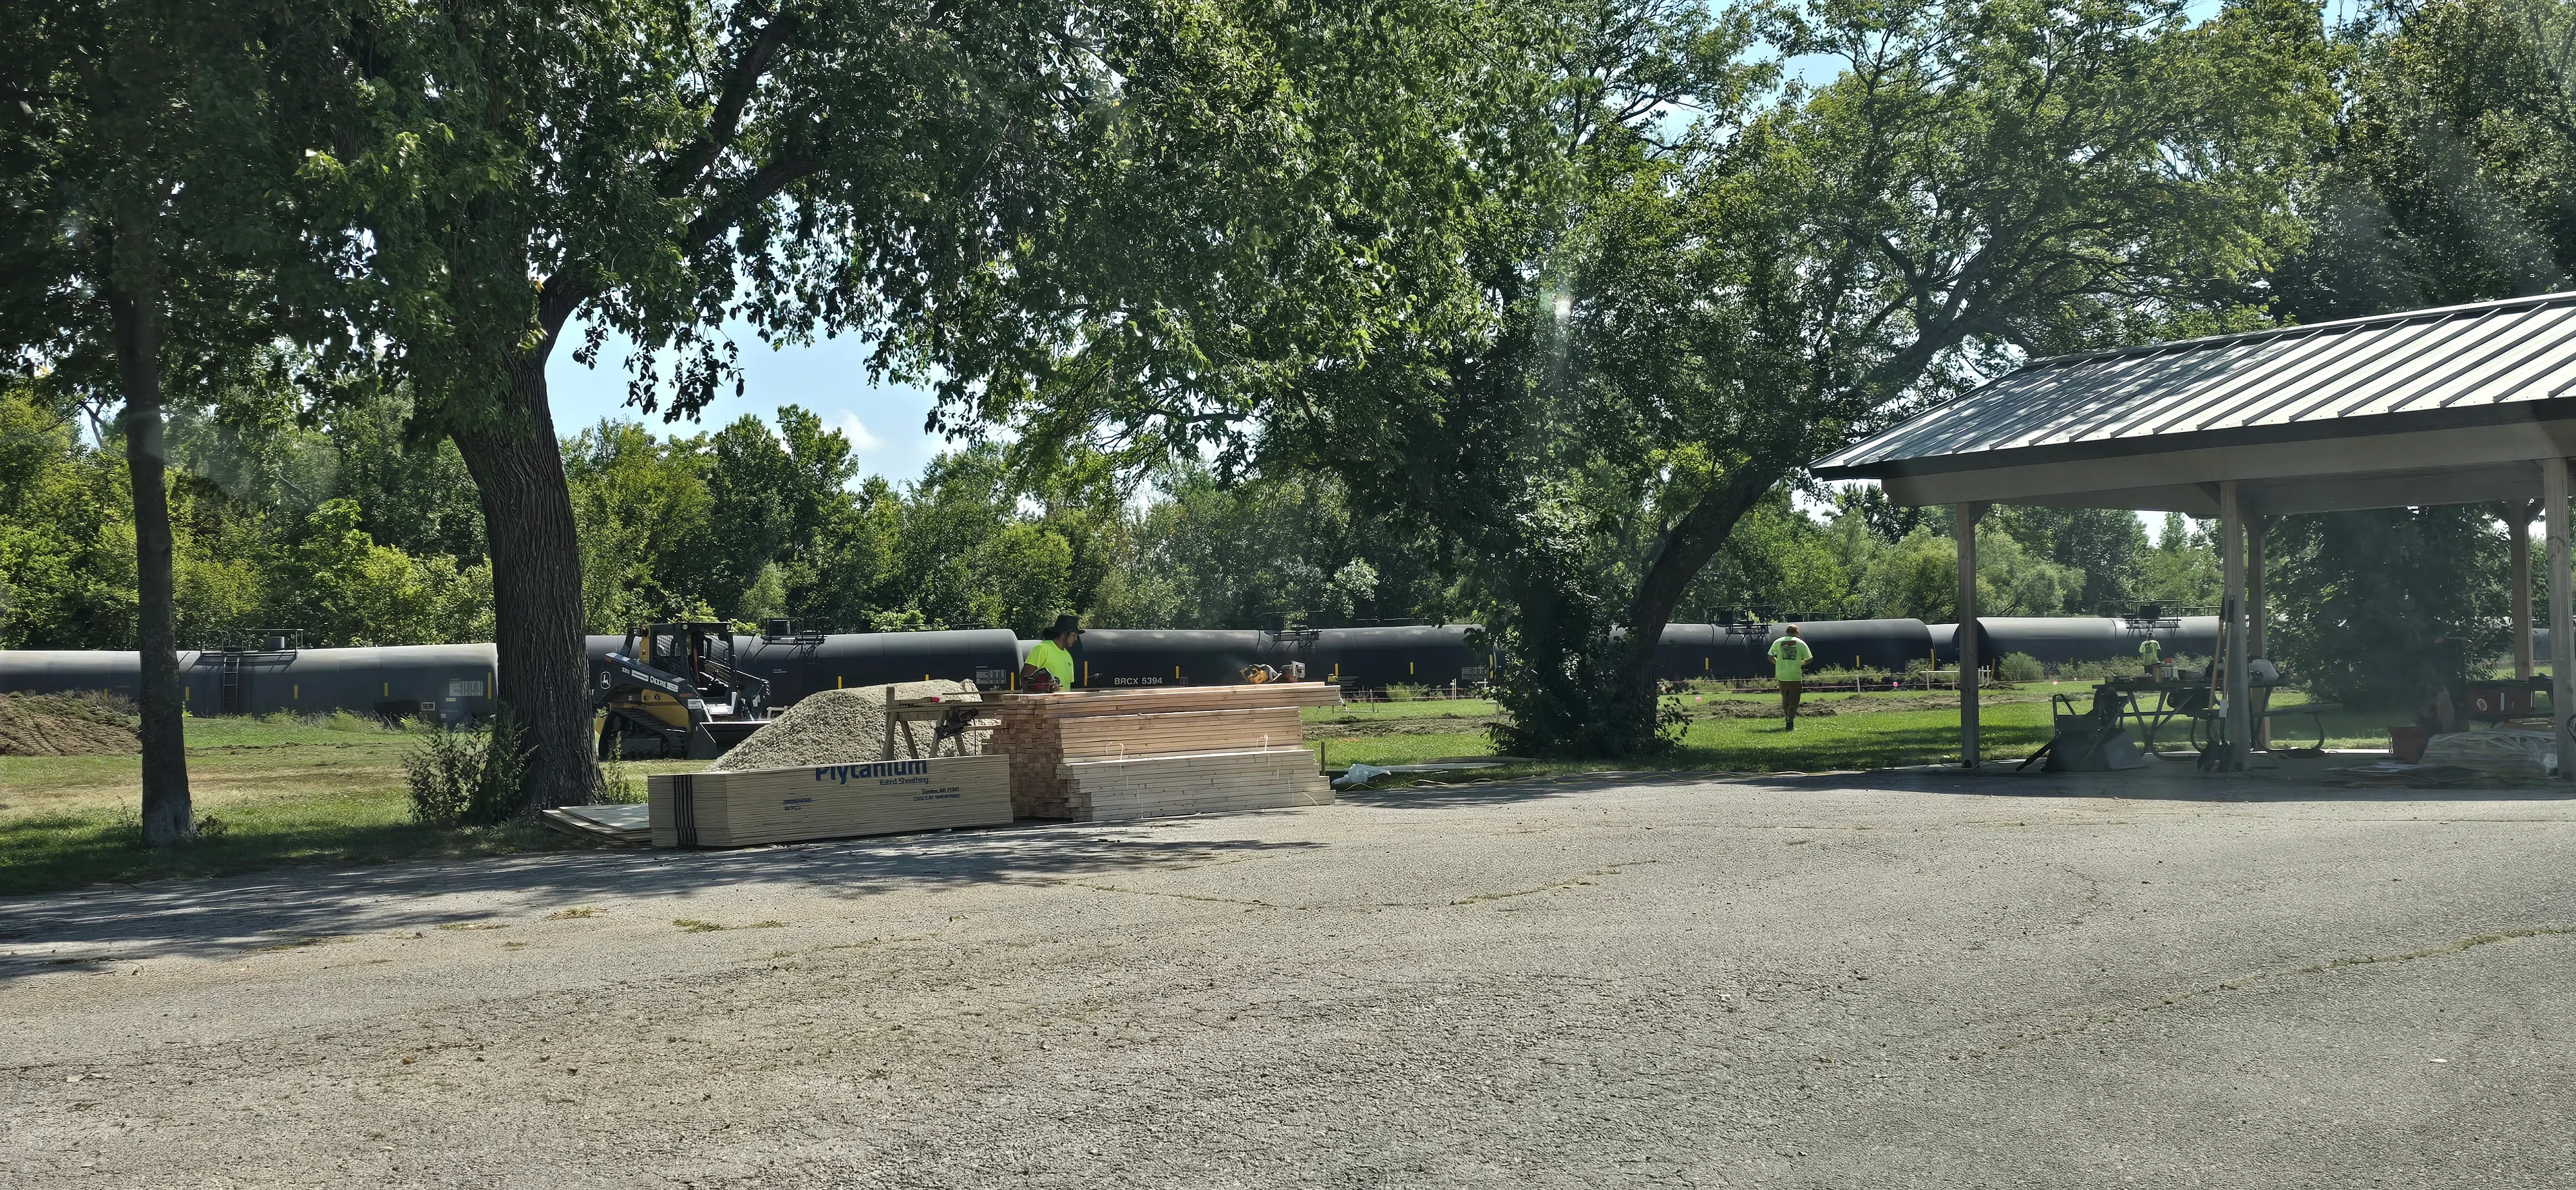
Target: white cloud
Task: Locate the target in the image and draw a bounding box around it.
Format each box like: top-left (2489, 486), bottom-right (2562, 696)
top-left (833, 411), bottom-right (885, 452)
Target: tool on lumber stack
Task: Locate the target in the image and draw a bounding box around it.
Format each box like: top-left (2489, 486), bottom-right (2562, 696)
top-left (989, 682), bottom-right (1343, 822)
top-left (882, 694), bottom-right (996, 760)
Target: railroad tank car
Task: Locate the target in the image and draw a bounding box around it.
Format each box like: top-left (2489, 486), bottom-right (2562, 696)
top-left (749, 628), bottom-right (1021, 699)
top-left (1768, 619), bottom-right (1935, 676)
top-left (1067, 628), bottom-right (1269, 688)
top-left (1638, 620), bottom-right (1933, 681)
top-left (1636, 623), bottom-right (1768, 681)
top-left (0, 650), bottom-right (150, 699)
top-left (1931, 616), bottom-right (2221, 666)
top-left (194, 644), bottom-right (499, 726)
top-left (0, 645), bottom-right (497, 724)
top-left (1312, 625), bottom-right (1488, 689)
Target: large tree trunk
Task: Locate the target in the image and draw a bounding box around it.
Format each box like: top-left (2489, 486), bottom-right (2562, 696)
top-left (451, 354), bottom-right (595, 811)
top-left (104, 248), bottom-right (193, 847)
top-left (1616, 464), bottom-right (1784, 710)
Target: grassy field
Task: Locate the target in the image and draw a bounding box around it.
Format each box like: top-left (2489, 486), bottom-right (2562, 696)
top-left (1306, 687), bottom-right (2060, 774)
top-left (5, 683), bottom-right (2409, 898)
top-left (0, 715), bottom-right (696, 897)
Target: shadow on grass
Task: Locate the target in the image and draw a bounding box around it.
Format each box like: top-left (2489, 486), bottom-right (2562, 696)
top-left (0, 801), bottom-right (579, 899)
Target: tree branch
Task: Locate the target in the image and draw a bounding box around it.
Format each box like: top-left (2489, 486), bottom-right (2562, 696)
top-left (658, 3), bottom-right (800, 200)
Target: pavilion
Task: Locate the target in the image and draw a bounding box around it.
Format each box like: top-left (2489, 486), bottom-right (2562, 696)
top-left (1810, 292), bottom-right (2576, 771)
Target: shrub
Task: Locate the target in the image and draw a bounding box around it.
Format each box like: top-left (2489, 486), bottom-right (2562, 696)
top-left (322, 710), bottom-right (378, 733)
top-left (1384, 683), bottom-right (1425, 702)
top-left (1998, 652), bottom-right (2046, 683)
top-left (403, 705), bottom-right (529, 827)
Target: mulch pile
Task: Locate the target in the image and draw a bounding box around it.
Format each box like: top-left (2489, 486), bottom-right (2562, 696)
top-left (0, 690), bottom-right (142, 757)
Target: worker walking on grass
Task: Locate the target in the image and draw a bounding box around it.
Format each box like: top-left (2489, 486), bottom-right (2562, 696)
top-left (1023, 614), bottom-right (1082, 692)
top-left (1769, 625), bottom-right (1813, 731)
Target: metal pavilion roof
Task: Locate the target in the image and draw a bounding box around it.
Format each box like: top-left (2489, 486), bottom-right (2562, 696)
top-left (1811, 292), bottom-right (2576, 480)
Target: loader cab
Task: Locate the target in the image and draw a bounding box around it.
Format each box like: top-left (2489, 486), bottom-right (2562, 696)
top-left (623, 621), bottom-right (764, 722)
top-left (595, 621), bottom-right (773, 760)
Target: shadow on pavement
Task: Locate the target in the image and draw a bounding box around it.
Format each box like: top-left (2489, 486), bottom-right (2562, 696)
top-left (0, 822), bottom-right (1322, 974)
top-left (1722, 762), bottom-right (2576, 805)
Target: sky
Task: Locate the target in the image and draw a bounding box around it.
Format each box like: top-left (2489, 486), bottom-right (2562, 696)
top-left (544, 323), bottom-right (952, 487)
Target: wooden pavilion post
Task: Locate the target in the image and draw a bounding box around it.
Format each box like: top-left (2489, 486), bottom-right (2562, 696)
top-left (2249, 514), bottom-right (2269, 750)
top-left (2219, 481), bottom-right (2249, 772)
top-left (2547, 463), bottom-right (2573, 777)
top-left (1957, 502), bottom-right (1985, 768)
top-left (2510, 501), bottom-right (2538, 680)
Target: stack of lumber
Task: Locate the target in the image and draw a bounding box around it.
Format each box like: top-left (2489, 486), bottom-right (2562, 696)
top-left (991, 683), bottom-right (1343, 821)
top-left (540, 802), bottom-right (652, 845)
top-left (649, 754), bottom-right (1011, 847)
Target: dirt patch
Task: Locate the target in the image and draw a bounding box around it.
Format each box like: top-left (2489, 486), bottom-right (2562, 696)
top-left (710, 681), bottom-right (985, 771)
top-left (1683, 693), bottom-right (2051, 720)
top-left (0, 691), bottom-right (140, 757)
top-left (1305, 715), bottom-right (1504, 741)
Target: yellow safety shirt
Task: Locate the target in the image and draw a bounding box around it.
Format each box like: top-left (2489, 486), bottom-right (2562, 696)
top-left (1768, 636), bottom-right (1812, 682)
top-left (1027, 639), bottom-right (1075, 689)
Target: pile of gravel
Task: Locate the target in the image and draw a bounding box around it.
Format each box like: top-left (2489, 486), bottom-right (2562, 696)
top-left (0, 690), bottom-right (140, 757)
top-left (709, 680), bottom-right (986, 771)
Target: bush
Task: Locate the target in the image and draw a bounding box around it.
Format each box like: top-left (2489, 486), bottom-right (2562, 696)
top-left (1998, 652), bottom-right (2045, 683)
top-left (322, 710), bottom-right (379, 733)
top-left (1384, 683), bottom-right (1425, 702)
top-left (402, 705), bottom-right (530, 827)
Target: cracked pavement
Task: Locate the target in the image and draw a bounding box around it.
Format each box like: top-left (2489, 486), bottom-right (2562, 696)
top-left (6, 768), bottom-right (2576, 1187)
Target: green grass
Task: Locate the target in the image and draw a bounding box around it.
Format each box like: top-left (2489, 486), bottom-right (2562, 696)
top-left (1302, 697), bottom-right (1501, 722)
top-left (0, 714), bottom-right (696, 898)
top-left (1311, 689), bottom-right (2058, 775)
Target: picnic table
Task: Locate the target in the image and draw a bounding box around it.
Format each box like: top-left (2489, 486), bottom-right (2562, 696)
top-left (2065, 676), bottom-right (2342, 756)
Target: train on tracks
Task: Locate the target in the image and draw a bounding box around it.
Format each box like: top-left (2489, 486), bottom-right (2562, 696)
top-left (1, 616), bottom-right (2221, 724)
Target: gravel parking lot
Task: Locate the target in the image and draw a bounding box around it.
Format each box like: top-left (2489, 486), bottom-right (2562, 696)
top-left (6, 768), bottom-right (2575, 1188)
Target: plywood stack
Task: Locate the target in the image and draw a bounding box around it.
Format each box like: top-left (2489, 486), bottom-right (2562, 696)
top-left (649, 754), bottom-right (1011, 847)
top-left (990, 683), bottom-right (1343, 821)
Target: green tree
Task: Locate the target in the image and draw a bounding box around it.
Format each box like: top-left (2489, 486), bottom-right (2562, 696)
top-left (300, 0), bottom-right (1470, 808)
top-left (1, 1), bottom-right (337, 842)
top-left (2271, 507), bottom-right (2507, 707)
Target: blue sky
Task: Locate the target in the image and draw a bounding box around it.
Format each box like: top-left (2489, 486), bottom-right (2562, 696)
top-left (545, 324), bottom-right (952, 487)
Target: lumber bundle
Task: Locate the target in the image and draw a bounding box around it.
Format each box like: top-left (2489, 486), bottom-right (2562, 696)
top-left (648, 754), bottom-right (1011, 847)
top-left (1062, 748), bottom-right (1333, 820)
top-left (540, 802), bottom-right (651, 845)
top-left (990, 682), bottom-right (1340, 820)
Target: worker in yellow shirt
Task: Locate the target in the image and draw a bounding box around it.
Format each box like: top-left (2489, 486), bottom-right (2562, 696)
top-left (1021, 614), bottom-right (1082, 692)
top-left (1768, 624), bottom-right (1814, 730)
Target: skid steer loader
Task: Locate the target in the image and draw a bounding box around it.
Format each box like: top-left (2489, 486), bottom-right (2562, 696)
top-left (592, 621), bottom-right (773, 760)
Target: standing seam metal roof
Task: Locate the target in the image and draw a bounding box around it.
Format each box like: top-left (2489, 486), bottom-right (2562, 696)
top-left (1810, 292), bottom-right (2576, 477)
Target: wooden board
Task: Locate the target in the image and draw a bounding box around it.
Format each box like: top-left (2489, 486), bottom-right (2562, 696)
top-left (1056, 706), bottom-right (1305, 760)
top-left (540, 803), bottom-right (652, 845)
top-left (649, 755), bottom-right (1011, 848)
top-left (989, 683), bottom-right (1341, 819)
top-left (1057, 747), bottom-right (1332, 822)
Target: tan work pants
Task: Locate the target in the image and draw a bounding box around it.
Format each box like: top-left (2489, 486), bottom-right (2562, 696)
top-left (1778, 679), bottom-right (1802, 719)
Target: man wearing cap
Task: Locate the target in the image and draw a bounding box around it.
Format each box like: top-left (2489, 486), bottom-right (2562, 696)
top-left (1023, 614), bottom-right (1083, 692)
top-left (1768, 624), bottom-right (1813, 730)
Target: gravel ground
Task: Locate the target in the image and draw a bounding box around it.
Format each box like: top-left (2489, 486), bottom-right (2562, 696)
top-left (6, 766), bottom-right (2576, 1187)
top-left (710, 680), bottom-right (983, 771)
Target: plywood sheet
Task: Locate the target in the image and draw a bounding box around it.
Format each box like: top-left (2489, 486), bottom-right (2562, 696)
top-left (649, 755), bottom-right (1011, 848)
